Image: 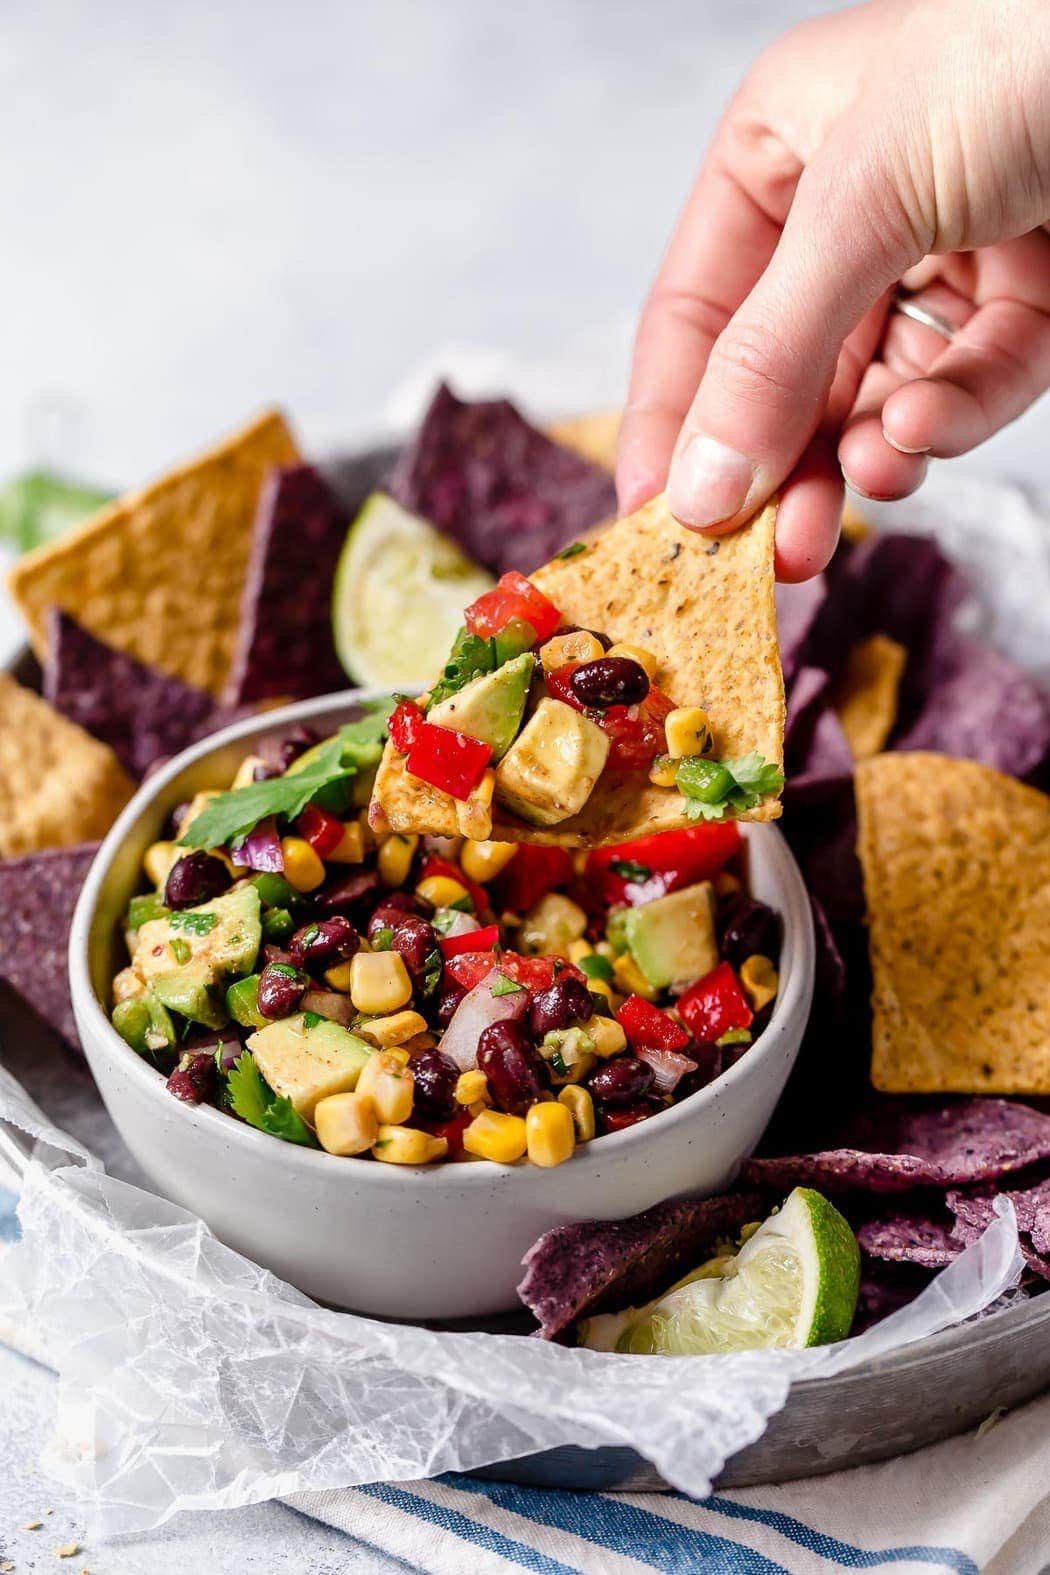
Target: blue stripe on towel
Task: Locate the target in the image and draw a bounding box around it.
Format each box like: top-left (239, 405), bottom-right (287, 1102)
top-left (358, 1482), bottom-right (581, 1574)
top-left (703, 1496), bottom-right (977, 1574)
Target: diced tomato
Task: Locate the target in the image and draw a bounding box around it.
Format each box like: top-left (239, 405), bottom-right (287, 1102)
top-left (417, 1105), bottom-right (472, 1158)
top-left (601, 1102), bottom-right (657, 1134)
top-left (419, 855), bottom-right (490, 919)
top-left (445, 949), bottom-right (585, 994)
top-left (464, 571), bottom-right (561, 643)
top-left (616, 994), bottom-right (691, 1052)
top-left (677, 962), bottom-right (753, 1044)
top-left (405, 721), bottom-right (492, 800)
top-left (389, 699), bottom-right (424, 753)
top-left (296, 802), bottom-right (346, 858)
top-left (600, 686), bottom-right (674, 774)
top-left (439, 923), bottom-right (500, 959)
top-left (586, 823), bottom-right (741, 907)
top-left (492, 843), bottom-right (574, 916)
top-left (544, 662), bottom-right (585, 710)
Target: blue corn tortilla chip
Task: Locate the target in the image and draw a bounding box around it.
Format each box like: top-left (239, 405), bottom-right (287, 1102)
top-left (517, 1192), bottom-right (765, 1340)
top-left (0, 841), bottom-right (99, 1044)
top-left (742, 1099), bottom-right (1050, 1194)
top-left (43, 610), bottom-right (241, 780)
top-left (225, 464), bottom-right (354, 705)
top-left (949, 1178), bottom-right (1050, 1278)
top-left (389, 382), bottom-right (618, 575)
top-left (856, 1213), bottom-right (959, 1269)
top-left (853, 1263), bottom-right (933, 1332)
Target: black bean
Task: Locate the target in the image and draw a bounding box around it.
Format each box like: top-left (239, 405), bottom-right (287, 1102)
top-left (391, 915), bottom-right (439, 989)
top-left (477, 1020), bottom-right (550, 1115)
top-left (164, 852), bottom-right (231, 910)
top-left (529, 976), bottom-right (594, 1038)
top-left (288, 915), bottom-right (359, 973)
top-left (412, 1047), bottom-right (459, 1122)
top-left (167, 1051), bottom-right (217, 1104)
top-left (434, 979), bottom-right (467, 1027)
top-left (588, 1056), bottom-right (654, 1105)
top-left (569, 656), bottom-right (650, 710)
top-left (719, 896), bottom-right (782, 969)
top-left (257, 960), bottom-right (308, 1019)
top-left (317, 869), bottom-right (382, 918)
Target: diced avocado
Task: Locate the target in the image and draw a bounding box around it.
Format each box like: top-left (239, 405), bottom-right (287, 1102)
top-left (624, 881), bottom-right (719, 990)
top-left (226, 974), bottom-right (268, 1030)
top-left (427, 652), bottom-right (534, 759)
top-left (495, 698), bottom-right (610, 826)
top-left (493, 619), bottom-right (536, 663)
top-left (134, 883), bottom-right (262, 1029)
top-left (112, 992), bottom-right (177, 1057)
top-left (248, 1013), bottom-right (373, 1119)
top-left (126, 892), bottom-right (170, 933)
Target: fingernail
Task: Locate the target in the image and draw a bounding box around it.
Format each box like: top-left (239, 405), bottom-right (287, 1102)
top-left (883, 432), bottom-right (931, 456)
top-left (668, 433), bottom-right (754, 529)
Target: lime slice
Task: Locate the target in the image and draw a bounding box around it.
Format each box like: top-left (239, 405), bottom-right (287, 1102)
top-left (332, 493), bottom-right (494, 688)
top-left (582, 1188), bottom-right (860, 1356)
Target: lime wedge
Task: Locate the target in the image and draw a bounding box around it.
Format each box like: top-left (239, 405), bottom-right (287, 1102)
top-left (581, 1188), bottom-right (860, 1356)
top-left (332, 493), bottom-right (494, 688)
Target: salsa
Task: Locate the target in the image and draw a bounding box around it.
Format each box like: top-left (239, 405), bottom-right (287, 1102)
top-left (111, 718), bottom-right (782, 1169)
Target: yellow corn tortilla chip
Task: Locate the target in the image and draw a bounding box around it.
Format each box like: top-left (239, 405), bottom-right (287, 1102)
top-left (857, 751), bottom-right (1050, 1094)
top-left (7, 409), bottom-right (300, 696)
top-left (546, 410), bottom-right (621, 472)
top-left (0, 673), bottom-right (135, 857)
top-left (834, 634), bottom-right (906, 760)
top-left (841, 500), bottom-right (870, 543)
top-left (371, 492), bottom-right (784, 847)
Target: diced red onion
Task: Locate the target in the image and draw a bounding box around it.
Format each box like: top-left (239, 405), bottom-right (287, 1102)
top-left (436, 910), bottom-right (481, 940)
top-left (439, 970), bottom-right (530, 1071)
top-left (637, 1043), bottom-right (696, 1094)
top-left (234, 817), bottom-right (284, 873)
top-left (301, 990), bottom-right (356, 1028)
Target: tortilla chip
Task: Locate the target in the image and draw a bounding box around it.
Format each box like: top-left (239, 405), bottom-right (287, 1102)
top-left (834, 634), bottom-right (906, 760)
top-left (7, 409), bottom-right (300, 696)
top-left (949, 1178), bottom-right (1050, 1275)
top-left (856, 1213), bottom-right (959, 1268)
top-left (0, 674), bottom-right (135, 857)
top-left (0, 841), bottom-right (100, 1043)
top-left (371, 493), bottom-right (784, 847)
top-left (545, 409), bottom-right (621, 472)
top-left (840, 500), bottom-right (869, 543)
top-left (857, 752), bottom-right (1050, 1093)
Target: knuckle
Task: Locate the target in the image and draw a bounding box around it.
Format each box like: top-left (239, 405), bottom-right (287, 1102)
top-left (708, 317), bottom-right (808, 410)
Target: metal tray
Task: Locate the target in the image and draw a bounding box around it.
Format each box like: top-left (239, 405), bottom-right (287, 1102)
top-left (4, 441), bottom-right (1049, 1492)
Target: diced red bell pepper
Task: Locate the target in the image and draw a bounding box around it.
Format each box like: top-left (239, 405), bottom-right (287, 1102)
top-left (677, 962), bottom-right (753, 1044)
top-left (544, 662), bottom-right (585, 710)
top-left (586, 823), bottom-right (741, 907)
top-left (492, 842), bottom-right (574, 916)
top-left (615, 994), bottom-right (691, 1052)
top-left (464, 571), bottom-right (562, 643)
top-left (419, 855), bottom-right (490, 919)
top-left (600, 1102), bottom-right (657, 1134)
top-left (296, 802), bottom-right (346, 858)
top-left (389, 699), bottom-right (424, 753)
top-left (601, 686), bottom-right (674, 774)
top-left (405, 720), bottom-right (492, 801)
top-left (439, 923), bottom-right (500, 959)
top-left (417, 1105), bottom-right (472, 1157)
top-left (445, 949), bottom-right (585, 994)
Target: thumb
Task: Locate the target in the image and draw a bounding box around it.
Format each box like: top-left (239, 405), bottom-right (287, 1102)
top-left (667, 135), bottom-right (923, 531)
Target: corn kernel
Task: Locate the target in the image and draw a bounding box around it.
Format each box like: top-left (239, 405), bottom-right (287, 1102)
top-left (568, 938), bottom-right (595, 965)
top-left (519, 893), bottom-right (587, 956)
top-left (405, 1031), bottom-right (438, 1054)
top-left (606, 642), bottom-right (659, 681)
top-left (327, 821), bottom-right (366, 865)
top-left (740, 954), bottom-right (779, 1012)
top-left (416, 873), bottom-right (470, 909)
top-left (585, 975), bottom-right (619, 1010)
top-left (324, 960), bottom-right (354, 992)
top-left (349, 950), bottom-right (413, 1015)
top-left (355, 1010), bottom-right (428, 1049)
top-left (143, 841), bottom-right (180, 887)
top-left (539, 630), bottom-right (604, 670)
top-left (357, 1049), bottom-right (415, 1124)
top-left (665, 707), bottom-right (714, 760)
top-left (585, 1014), bottom-right (628, 1058)
top-left (377, 832), bottom-right (418, 887)
top-left (558, 1084), bottom-right (596, 1142)
top-left (455, 1069), bottom-right (489, 1106)
top-left (462, 1109), bottom-right (528, 1164)
top-left (648, 753), bottom-right (679, 788)
top-left (280, 836), bottom-right (326, 892)
top-left (526, 1101), bottom-right (576, 1167)
top-left (713, 870), bottom-right (741, 898)
top-left (460, 839), bottom-right (517, 885)
top-left (231, 754), bottom-right (268, 790)
top-left (314, 1091), bottom-right (379, 1156)
top-left (613, 953), bottom-right (660, 1001)
top-left (454, 768), bottom-right (495, 842)
top-left (373, 1125), bottom-right (448, 1165)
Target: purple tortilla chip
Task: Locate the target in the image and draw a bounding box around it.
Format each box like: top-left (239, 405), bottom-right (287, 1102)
top-left (857, 1213), bottom-right (959, 1269)
top-left (43, 610), bottom-right (240, 780)
top-left (225, 464), bottom-right (351, 705)
top-left (853, 1263), bottom-right (932, 1332)
top-left (776, 576), bottom-right (827, 685)
top-left (742, 1099), bottom-right (1050, 1194)
top-left (894, 630), bottom-right (1050, 780)
top-left (390, 383), bottom-right (617, 575)
top-left (782, 781), bottom-right (864, 924)
top-left (949, 1178), bottom-right (1050, 1278)
top-left (517, 1192), bottom-right (765, 1340)
top-left (0, 842), bottom-right (98, 1045)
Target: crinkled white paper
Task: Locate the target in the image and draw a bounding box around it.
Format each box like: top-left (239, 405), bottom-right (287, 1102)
top-left (1, 470), bottom-right (1046, 1538)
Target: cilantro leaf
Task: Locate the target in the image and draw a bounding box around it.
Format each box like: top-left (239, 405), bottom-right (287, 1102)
top-left (678, 752), bottom-right (784, 822)
top-left (180, 701), bottom-right (393, 852)
top-left (225, 1052), bottom-right (319, 1148)
top-left (491, 973), bottom-right (525, 997)
top-left (169, 910), bottom-right (218, 936)
top-left (421, 946), bottom-right (443, 998)
top-left (426, 627), bottom-right (498, 709)
top-left (608, 859), bottom-right (651, 882)
top-left (554, 541), bottom-right (587, 560)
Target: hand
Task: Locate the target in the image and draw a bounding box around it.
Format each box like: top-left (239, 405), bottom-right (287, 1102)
top-left (617, 0), bottom-right (1050, 580)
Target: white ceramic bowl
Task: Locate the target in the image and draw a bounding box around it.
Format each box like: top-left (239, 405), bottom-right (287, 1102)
top-left (70, 691), bottom-right (815, 1321)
